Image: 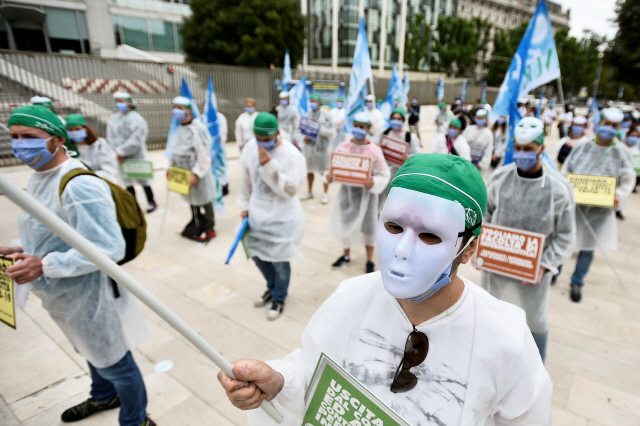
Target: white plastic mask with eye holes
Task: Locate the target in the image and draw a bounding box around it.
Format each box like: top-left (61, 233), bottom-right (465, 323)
top-left (377, 187), bottom-right (471, 302)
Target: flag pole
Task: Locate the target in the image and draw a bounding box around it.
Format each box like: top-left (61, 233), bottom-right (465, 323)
top-left (556, 78), bottom-right (565, 107)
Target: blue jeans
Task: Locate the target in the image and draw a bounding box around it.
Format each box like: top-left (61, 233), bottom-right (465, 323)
top-left (88, 351), bottom-right (147, 426)
top-left (252, 257), bottom-right (291, 303)
top-left (531, 331), bottom-right (548, 363)
top-left (570, 251), bottom-right (594, 287)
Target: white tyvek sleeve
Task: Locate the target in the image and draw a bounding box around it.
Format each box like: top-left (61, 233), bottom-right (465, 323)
top-left (409, 134), bottom-right (421, 155)
top-left (456, 136), bottom-right (472, 161)
top-left (238, 151), bottom-right (252, 212)
top-left (94, 140), bottom-right (120, 181)
top-left (319, 111), bottom-right (336, 139)
top-left (42, 176), bottom-right (125, 278)
top-left (218, 113), bottom-right (228, 144)
top-left (114, 115), bottom-right (148, 158)
top-left (258, 154), bottom-right (305, 198)
top-left (616, 152), bottom-right (636, 200)
top-left (235, 115), bottom-right (245, 147)
top-left (478, 131), bottom-right (494, 170)
top-left (540, 184), bottom-right (576, 274)
top-left (369, 157), bottom-right (391, 195)
top-left (191, 125), bottom-right (213, 179)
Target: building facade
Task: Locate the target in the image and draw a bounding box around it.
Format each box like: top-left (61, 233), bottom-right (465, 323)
top-left (456, 0), bottom-right (570, 32)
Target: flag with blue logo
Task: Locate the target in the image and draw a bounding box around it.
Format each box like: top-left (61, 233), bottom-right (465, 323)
top-left (203, 76), bottom-right (226, 214)
top-left (436, 74), bottom-right (444, 102)
top-left (345, 17), bottom-right (373, 134)
top-left (492, 0), bottom-right (560, 166)
top-left (378, 64), bottom-right (404, 128)
top-left (289, 76), bottom-right (310, 119)
top-left (165, 77), bottom-right (200, 158)
top-left (461, 79), bottom-right (467, 102)
top-left (283, 50), bottom-right (292, 91)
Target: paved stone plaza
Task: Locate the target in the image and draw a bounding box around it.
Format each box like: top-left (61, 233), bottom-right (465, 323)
top-left (1, 107), bottom-right (639, 425)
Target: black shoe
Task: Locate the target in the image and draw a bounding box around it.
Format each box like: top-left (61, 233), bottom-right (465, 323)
top-left (61, 395), bottom-right (120, 422)
top-left (331, 255), bottom-right (350, 269)
top-left (615, 211), bottom-right (625, 220)
top-left (570, 285), bottom-right (582, 302)
top-left (146, 202), bottom-right (158, 214)
top-left (222, 184), bottom-right (229, 196)
top-left (267, 300), bottom-right (284, 320)
top-left (366, 261), bottom-right (375, 273)
top-left (140, 417), bottom-right (157, 426)
top-left (254, 290), bottom-right (272, 307)
top-left (551, 274), bottom-right (558, 285)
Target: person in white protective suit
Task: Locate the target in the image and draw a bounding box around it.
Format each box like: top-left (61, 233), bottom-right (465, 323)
top-left (276, 91), bottom-right (300, 143)
top-left (462, 108), bottom-right (494, 182)
top-left (329, 96), bottom-right (346, 150)
top-left (239, 112), bottom-right (306, 321)
top-left (364, 94), bottom-right (385, 144)
top-left (216, 109), bottom-right (231, 195)
top-left (481, 117), bottom-right (576, 362)
top-left (325, 112), bottom-right (391, 273)
top-left (2, 105), bottom-right (154, 426)
top-left (168, 96), bottom-right (218, 242)
top-left (235, 97), bottom-right (259, 150)
top-left (553, 115), bottom-right (589, 166)
top-left (300, 94), bottom-right (336, 204)
top-left (107, 92), bottom-right (157, 213)
top-left (430, 118), bottom-right (471, 161)
top-left (615, 126), bottom-right (640, 219)
top-left (434, 101), bottom-right (453, 135)
top-left (561, 108), bottom-right (636, 302)
top-left (217, 153), bottom-right (552, 426)
top-left (65, 113), bottom-right (119, 182)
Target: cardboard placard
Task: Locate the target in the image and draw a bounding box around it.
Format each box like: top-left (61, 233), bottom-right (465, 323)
top-left (302, 353), bottom-right (410, 426)
top-left (167, 166), bottom-right (192, 196)
top-left (566, 173), bottom-right (617, 208)
top-left (121, 160), bottom-right (154, 180)
top-left (380, 135), bottom-right (409, 166)
top-left (474, 224), bottom-right (546, 284)
top-left (330, 152), bottom-right (373, 187)
top-left (469, 147), bottom-right (485, 165)
top-left (632, 154), bottom-right (640, 176)
top-left (299, 116), bottom-right (322, 140)
top-left (0, 256), bottom-right (16, 329)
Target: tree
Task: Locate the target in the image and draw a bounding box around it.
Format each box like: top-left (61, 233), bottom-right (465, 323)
top-left (486, 23), bottom-right (528, 87)
top-left (404, 13), bottom-right (433, 71)
top-left (181, 0), bottom-right (305, 67)
top-left (432, 16), bottom-right (492, 77)
top-left (555, 29), bottom-right (603, 99)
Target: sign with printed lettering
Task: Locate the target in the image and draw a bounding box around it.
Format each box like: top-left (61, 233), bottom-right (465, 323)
top-left (380, 135), bottom-right (409, 166)
top-left (122, 160), bottom-right (154, 180)
top-left (299, 116), bottom-right (322, 140)
top-left (302, 353), bottom-right (410, 426)
top-left (474, 224), bottom-right (546, 284)
top-left (330, 153), bottom-right (373, 187)
top-left (0, 255), bottom-right (16, 329)
top-left (167, 166), bottom-right (192, 196)
top-left (469, 147), bottom-right (485, 165)
top-left (566, 174), bottom-right (617, 208)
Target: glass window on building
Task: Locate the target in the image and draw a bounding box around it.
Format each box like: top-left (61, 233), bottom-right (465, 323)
top-left (149, 20), bottom-right (174, 52)
top-left (0, 18), bottom-right (9, 50)
top-left (120, 16), bottom-right (149, 51)
top-left (44, 7), bottom-right (89, 54)
top-left (176, 23), bottom-right (184, 53)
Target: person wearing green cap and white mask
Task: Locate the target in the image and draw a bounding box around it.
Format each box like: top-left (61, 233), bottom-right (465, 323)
top-left (365, 94), bottom-right (385, 144)
top-left (276, 91), bottom-right (299, 143)
top-left (561, 107), bottom-right (636, 302)
top-left (463, 108), bottom-right (494, 181)
top-left (553, 115), bottom-right (589, 166)
top-left (240, 112), bottom-right (306, 320)
top-left (329, 96), bottom-right (346, 150)
top-left (481, 117), bottom-right (576, 362)
top-left (430, 117), bottom-right (472, 161)
top-left (434, 101), bottom-right (453, 135)
top-left (300, 94), bottom-right (335, 204)
top-left (168, 96), bottom-right (218, 242)
top-left (107, 91), bottom-right (157, 213)
top-left (3, 105), bottom-right (154, 426)
top-left (218, 153), bottom-right (552, 426)
top-left (66, 113), bottom-right (119, 182)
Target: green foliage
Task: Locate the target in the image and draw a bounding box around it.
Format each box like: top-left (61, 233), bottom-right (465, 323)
top-left (404, 13), bottom-right (432, 71)
top-left (555, 29), bottom-right (602, 99)
top-left (181, 0), bottom-right (305, 67)
top-left (486, 23), bottom-right (528, 87)
top-left (432, 16), bottom-right (492, 77)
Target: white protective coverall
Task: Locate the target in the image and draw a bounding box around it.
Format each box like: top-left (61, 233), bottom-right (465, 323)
top-left (435, 109), bottom-right (453, 135)
top-left (481, 163), bottom-right (576, 334)
top-left (217, 111), bottom-right (230, 186)
top-left (378, 128), bottom-right (421, 207)
top-left (235, 111), bottom-right (259, 148)
top-left (431, 133), bottom-right (472, 161)
top-left (366, 107), bottom-right (385, 144)
top-left (19, 158), bottom-right (150, 368)
top-left (462, 124), bottom-right (494, 181)
top-left (246, 273), bottom-right (552, 426)
top-left (617, 143), bottom-right (639, 212)
top-left (76, 137), bottom-right (119, 182)
top-left (170, 117), bottom-right (217, 206)
top-left (327, 140), bottom-right (391, 248)
top-left (329, 107), bottom-right (346, 150)
top-left (239, 139), bottom-right (307, 262)
top-left (276, 104), bottom-right (300, 141)
top-left (301, 108), bottom-right (336, 173)
top-left (553, 135), bottom-right (589, 166)
top-left (106, 110), bottom-right (151, 187)
top-left (561, 139), bottom-right (636, 251)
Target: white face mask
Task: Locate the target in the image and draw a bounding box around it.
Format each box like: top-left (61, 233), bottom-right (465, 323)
top-left (377, 188), bottom-right (473, 302)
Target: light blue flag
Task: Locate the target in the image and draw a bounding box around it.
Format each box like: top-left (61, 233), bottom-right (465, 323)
top-left (289, 76), bottom-right (310, 119)
top-left (345, 17), bottom-right (373, 135)
top-left (461, 79), bottom-right (467, 102)
top-left (203, 76), bottom-right (226, 214)
top-left (165, 77), bottom-right (201, 158)
top-left (493, 0), bottom-right (561, 166)
top-left (402, 69), bottom-right (410, 106)
top-left (436, 74), bottom-right (444, 102)
top-left (551, 97), bottom-right (557, 108)
top-left (481, 81), bottom-right (487, 101)
top-left (535, 90), bottom-right (544, 118)
top-left (283, 50), bottom-right (292, 92)
top-left (378, 64), bottom-right (403, 128)
top-left (592, 95), bottom-right (600, 134)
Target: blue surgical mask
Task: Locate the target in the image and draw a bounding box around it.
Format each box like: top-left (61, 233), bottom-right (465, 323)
top-left (173, 108), bottom-right (187, 122)
top-left (447, 128), bottom-right (459, 138)
top-left (627, 136), bottom-right (639, 146)
top-left (336, 102), bottom-right (344, 109)
top-left (116, 102), bottom-right (128, 113)
top-left (257, 138), bottom-right (277, 150)
top-left (598, 125), bottom-right (617, 141)
top-left (497, 117), bottom-right (506, 125)
top-left (245, 107), bottom-right (255, 114)
top-left (571, 126), bottom-right (584, 137)
top-left (280, 99), bottom-right (288, 106)
top-left (366, 102), bottom-right (374, 110)
top-left (11, 137), bottom-right (55, 169)
top-left (476, 118), bottom-right (486, 126)
top-left (310, 102), bottom-right (319, 111)
top-left (390, 119), bottom-right (404, 131)
top-left (621, 121), bottom-right (631, 129)
top-left (352, 127), bottom-right (368, 141)
top-left (513, 148), bottom-right (541, 171)
top-left (68, 129), bottom-right (87, 143)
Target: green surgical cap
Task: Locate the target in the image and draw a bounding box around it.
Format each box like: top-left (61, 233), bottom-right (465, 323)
top-left (438, 102), bottom-right (446, 109)
top-left (389, 154), bottom-right (487, 237)
top-left (253, 112), bottom-right (279, 136)
top-left (310, 94), bottom-right (321, 101)
top-left (449, 118), bottom-right (462, 129)
top-left (391, 108), bottom-right (407, 119)
top-left (377, 99), bottom-right (383, 103)
top-left (65, 114), bottom-right (86, 127)
top-left (8, 105), bottom-right (78, 157)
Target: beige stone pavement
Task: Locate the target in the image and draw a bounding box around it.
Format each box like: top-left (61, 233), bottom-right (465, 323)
top-left (1, 106), bottom-right (639, 426)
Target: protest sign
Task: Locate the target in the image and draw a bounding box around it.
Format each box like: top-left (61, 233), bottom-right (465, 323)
top-left (167, 166), bottom-right (192, 196)
top-left (380, 135), bottom-right (409, 166)
top-left (299, 116), bottom-right (322, 141)
top-left (0, 256), bottom-right (16, 329)
top-left (122, 160), bottom-right (154, 180)
top-left (566, 174), bottom-right (617, 208)
top-left (311, 80), bottom-right (343, 109)
top-left (330, 153), bottom-right (373, 187)
top-left (470, 147), bottom-right (485, 166)
top-left (474, 224), bottom-right (546, 284)
top-left (632, 154), bottom-right (640, 176)
top-left (302, 353), bottom-right (410, 426)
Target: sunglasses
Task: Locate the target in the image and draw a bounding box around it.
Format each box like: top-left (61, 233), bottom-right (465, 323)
top-left (390, 327), bottom-right (429, 393)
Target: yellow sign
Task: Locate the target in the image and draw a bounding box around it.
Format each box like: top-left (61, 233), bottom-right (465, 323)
top-left (566, 174), bottom-right (617, 208)
top-left (167, 166), bottom-right (192, 196)
top-left (0, 255), bottom-right (16, 329)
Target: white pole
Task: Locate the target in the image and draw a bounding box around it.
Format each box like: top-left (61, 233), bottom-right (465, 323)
top-left (378, 0), bottom-right (387, 77)
top-left (301, 0), bottom-right (308, 72)
top-left (332, 0), bottom-right (339, 73)
top-left (398, 0), bottom-right (408, 72)
top-left (359, 0), bottom-right (365, 19)
top-left (0, 172), bottom-right (284, 424)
